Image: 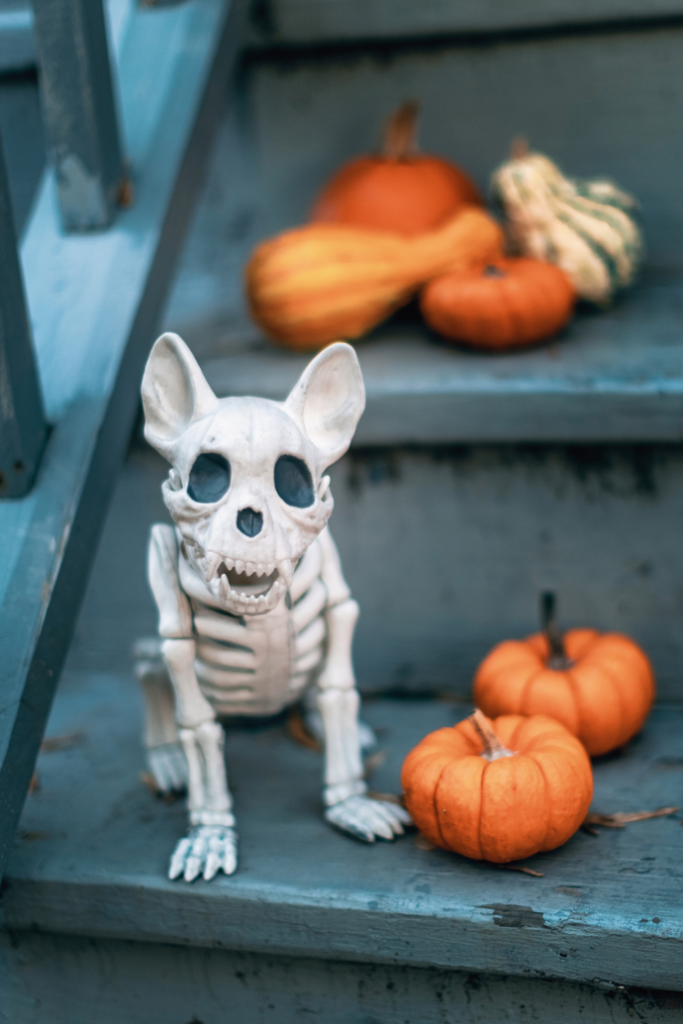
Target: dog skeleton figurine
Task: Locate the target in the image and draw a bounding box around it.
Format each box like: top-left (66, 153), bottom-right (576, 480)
top-left (136, 333), bottom-right (411, 881)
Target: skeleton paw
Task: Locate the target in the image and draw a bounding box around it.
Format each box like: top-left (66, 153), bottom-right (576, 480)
top-left (325, 795), bottom-right (413, 843)
top-left (147, 742), bottom-right (188, 795)
top-left (168, 825), bottom-right (238, 882)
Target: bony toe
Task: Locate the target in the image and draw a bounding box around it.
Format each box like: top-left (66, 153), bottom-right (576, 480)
top-left (370, 817), bottom-right (395, 841)
top-left (184, 856), bottom-right (203, 883)
top-left (204, 851), bottom-right (221, 881)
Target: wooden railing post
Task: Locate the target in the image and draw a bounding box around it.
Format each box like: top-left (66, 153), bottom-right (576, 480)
top-left (0, 128), bottom-right (47, 497)
top-left (31, 0), bottom-right (128, 231)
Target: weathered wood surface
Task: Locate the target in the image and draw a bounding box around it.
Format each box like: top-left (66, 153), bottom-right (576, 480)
top-left (32, 0), bottom-right (126, 231)
top-left (0, 128), bottom-right (46, 495)
top-left (3, 669), bottom-right (681, 990)
top-left (0, 0), bottom-right (247, 881)
top-left (0, 2), bottom-right (35, 74)
top-left (2, 931), bottom-right (683, 1024)
top-left (0, 73), bottom-right (45, 236)
top-left (252, 0), bottom-right (683, 45)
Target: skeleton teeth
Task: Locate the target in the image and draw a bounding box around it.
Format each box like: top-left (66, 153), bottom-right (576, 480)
top-left (206, 553), bottom-right (222, 580)
top-left (256, 562), bottom-right (265, 576)
top-left (224, 558), bottom-right (235, 572)
top-left (278, 559), bottom-right (294, 589)
top-left (244, 561), bottom-right (255, 576)
top-left (219, 575), bottom-right (230, 598)
top-left (235, 559), bottom-right (245, 574)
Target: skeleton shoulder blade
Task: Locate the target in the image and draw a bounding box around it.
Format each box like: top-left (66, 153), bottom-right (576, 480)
top-left (148, 523), bottom-right (193, 638)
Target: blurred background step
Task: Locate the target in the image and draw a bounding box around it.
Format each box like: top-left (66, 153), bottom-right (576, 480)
top-left (163, 15), bottom-right (683, 446)
top-left (250, 0), bottom-right (683, 46)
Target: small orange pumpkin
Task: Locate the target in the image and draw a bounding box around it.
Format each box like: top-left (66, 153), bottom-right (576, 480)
top-left (402, 710), bottom-right (593, 862)
top-left (420, 257), bottom-right (575, 350)
top-left (473, 593), bottom-right (655, 757)
top-left (311, 101), bottom-right (482, 237)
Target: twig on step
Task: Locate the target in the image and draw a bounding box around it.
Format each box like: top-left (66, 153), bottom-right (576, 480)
top-left (584, 806), bottom-right (680, 830)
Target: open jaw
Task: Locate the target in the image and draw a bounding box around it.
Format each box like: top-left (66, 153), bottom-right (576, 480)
top-left (221, 562), bottom-right (279, 595)
top-left (208, 557), bottom-right (293, 612)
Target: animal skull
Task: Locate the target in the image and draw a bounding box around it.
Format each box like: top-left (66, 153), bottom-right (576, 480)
top-left (141, 333), bottom-right (365, 616)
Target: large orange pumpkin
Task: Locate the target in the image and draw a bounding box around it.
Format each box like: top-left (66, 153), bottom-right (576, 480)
top-left (473, 594), bottom-right (655, 757)
top-left (310, 101), bottom-right (482, 237)
top-left (402, 710), bottom-right (593, 862)
top-left (420, 258), bottom-right (575, 350)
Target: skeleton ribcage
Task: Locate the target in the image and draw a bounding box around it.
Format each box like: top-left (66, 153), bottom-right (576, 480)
top-left (192, 539), bottom-right (328, 717)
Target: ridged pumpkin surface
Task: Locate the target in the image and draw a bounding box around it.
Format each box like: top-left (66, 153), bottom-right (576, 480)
top-left (311, 101), bottom-right (482, 236)
top-left (401, 713), bottom-right (593, 862)
top-left (421, 257), bottom-right (575, 350)
top-left (246, 208), bottom-right (503, 349)
top-left (312, 157), bottom-right (482, 237)
top-left (473, 630), bottom-right (655, 757)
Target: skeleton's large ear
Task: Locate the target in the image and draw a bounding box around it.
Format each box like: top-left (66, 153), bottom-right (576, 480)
top-left (141, 332), bottom-right (218, 459)
top-left (285, 342), bottom-right (365, 469)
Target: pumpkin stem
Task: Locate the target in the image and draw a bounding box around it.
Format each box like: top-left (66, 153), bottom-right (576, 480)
top-left (470, 709), bottom-right (515, 761)
top-left (541, 591), bottom-right (574, 670)
top-left (484, 265), bottom-right (506, 278)
top-left (382, 101), bottom-right (419, 161)
top-left (511, 136), bottom-right (529, 160)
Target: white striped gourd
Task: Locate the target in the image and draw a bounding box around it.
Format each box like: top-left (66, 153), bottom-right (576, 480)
top-left (491, 144), bottom-right (642, 305)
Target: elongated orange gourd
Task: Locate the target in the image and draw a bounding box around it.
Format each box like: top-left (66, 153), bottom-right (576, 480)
top-left (473, 594), bottom-right (655, 757)
top-left (402, 710), bottom-right (593, 863)
top-left (246, 207), bottom-right (504, 350)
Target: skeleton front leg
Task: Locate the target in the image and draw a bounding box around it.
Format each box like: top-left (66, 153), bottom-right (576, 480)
top-left (162, 638), bottom-right (238, 881)
top-left (317, 599), bottom-right (412, 842)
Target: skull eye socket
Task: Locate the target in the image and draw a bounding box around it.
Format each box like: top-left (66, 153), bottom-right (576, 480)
top-left (274, 455), bottom-right (314, 508)
top-left (187, 453), bottom-right (231, 503)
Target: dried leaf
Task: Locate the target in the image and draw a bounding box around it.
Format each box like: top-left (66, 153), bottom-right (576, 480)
top-left (580, 823), bottom-right (600, 837)
top-left (415, 833), bottom-right (437, 851)
top-left (19, 830), bottom-right (48, 842)
top-left (40, 731), bottom-right (84, 753)
top-left (363, 749), bottom-right (387, 779)
top-left (140, 771), bottom-right (159, 795)
top-left (585, 814), bottom-right (625, 830)
top-left (610, 807), bottom-right (680, 823)
top-left (28, 771), bottom-right (40, 794)
top-left (367, 790), bottom-right (406, 807)
top-left (286, 709), bottom-right (322, 752)
top-left (500, 864), bottom-right (544, 878)
top-left (139, 772), bottom-right (182, 803)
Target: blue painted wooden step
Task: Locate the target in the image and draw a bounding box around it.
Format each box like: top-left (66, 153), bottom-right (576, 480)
top-left (2, 667), bottom-right (681, 991)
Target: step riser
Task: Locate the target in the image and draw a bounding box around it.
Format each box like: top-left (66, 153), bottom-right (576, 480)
top-left (69, 443), bottom-right (683, 703)
top-left (330, 445), bottom-right (683, 701)
top-left (1, 931), bottom-right (677, 1024)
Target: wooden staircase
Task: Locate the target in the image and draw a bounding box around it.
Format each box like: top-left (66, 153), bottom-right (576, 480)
top-left (2, 2), bottom-right (683, 1020)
